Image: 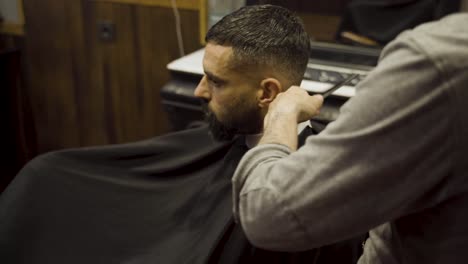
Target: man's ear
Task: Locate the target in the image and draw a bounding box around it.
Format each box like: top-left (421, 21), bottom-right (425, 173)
top-left (257, 78), bottom-right (282, 108)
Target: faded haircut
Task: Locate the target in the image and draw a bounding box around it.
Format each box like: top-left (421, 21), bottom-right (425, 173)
top-left (205, 4), bottom-right (310, 85)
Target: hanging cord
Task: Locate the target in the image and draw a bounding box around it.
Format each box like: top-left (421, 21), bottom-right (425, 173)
top-left (171, 0), bottom-right (185, 57)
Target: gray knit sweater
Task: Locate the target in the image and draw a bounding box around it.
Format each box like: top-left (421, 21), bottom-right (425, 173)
top-left (233, 13), bottom-right (468, 264)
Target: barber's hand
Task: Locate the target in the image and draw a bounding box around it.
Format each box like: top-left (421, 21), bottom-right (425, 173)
top-left (260, 86), bottom-right (323, 150)
top-left (266, 86), bottom-right (324, 124)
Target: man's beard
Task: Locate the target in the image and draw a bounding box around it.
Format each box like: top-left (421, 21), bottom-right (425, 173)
top-left (201, 103), bottom-right (237, 141)
top-left (201, 102), bottom-right (262, 141)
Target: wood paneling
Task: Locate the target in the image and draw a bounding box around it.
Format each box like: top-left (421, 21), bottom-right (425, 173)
top-left (66, 0), bottom-right (91, 145)
top-left (22, 0), bottom-right (202, 153)
top-left (23, 0), bottom-right (81, 152)
top-left (83, 1), bottom-right (201, 144)
top-left (92, 0), bottom-right (203, 10)
top-left (93, 0), bottom-right (208, 45)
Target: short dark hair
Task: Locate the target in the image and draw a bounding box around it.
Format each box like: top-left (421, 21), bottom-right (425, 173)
top-left (206, 4), bottom-right (310, 85)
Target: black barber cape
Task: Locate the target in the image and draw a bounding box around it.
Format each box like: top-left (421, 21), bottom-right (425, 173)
top-left (0, 123), bottom-right (364, 263)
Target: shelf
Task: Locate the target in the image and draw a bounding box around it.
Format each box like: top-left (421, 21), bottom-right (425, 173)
top-left (0, 22), bottom-right (25, 36)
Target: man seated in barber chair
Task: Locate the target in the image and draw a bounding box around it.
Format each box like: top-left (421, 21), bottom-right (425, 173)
top-left (0, 5), bottom-right (365, 264)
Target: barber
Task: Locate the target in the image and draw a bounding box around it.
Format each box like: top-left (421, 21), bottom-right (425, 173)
top-left (232, 13), bottom-right (468, 263)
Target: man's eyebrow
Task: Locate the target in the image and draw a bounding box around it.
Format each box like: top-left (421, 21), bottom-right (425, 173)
top-left (204, 70), bottom-right (227, 84)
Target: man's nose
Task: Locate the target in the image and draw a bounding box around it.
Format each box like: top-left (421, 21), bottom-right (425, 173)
top-left (194, 76), bottom-right (211, 100)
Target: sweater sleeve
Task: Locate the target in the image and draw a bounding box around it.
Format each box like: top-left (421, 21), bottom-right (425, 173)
top-left (232, 32), bottom-right (454, 251)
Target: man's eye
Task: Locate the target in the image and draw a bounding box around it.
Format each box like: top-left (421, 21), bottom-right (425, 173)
top-left (208, 79), bottom-right (221, 88)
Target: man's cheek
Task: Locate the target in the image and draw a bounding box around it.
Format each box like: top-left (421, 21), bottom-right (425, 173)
top-left (209, 102), bottom-right (226, 120)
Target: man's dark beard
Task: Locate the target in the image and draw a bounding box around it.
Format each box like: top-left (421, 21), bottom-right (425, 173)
top-left (201, 103), bottom-right (237, 141)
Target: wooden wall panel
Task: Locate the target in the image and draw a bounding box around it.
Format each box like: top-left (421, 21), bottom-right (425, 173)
top-left (23, 0), bottom-right (81, 152)
top-left (65, 0), bottom-right (93, 146)
top-left (133, 5), bottom-right (200, 141)
top-left (21, 0), bottom-right (201, 153)
top-left (83, 2), bottom-right (134, 144)
top-left (83, 1), bottom-right (201, 145)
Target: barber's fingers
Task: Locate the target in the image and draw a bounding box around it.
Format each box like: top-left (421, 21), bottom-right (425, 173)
top-left (283, 86), bottom-right (323, 121)
top-left (302, 93), bottom-right (323, 119)
top-left (296, 93), bottom-right (323, 122)
top-left (308, 93), bottom-right (324, 112)
top-left (270, 86), bottom-right (324, 122)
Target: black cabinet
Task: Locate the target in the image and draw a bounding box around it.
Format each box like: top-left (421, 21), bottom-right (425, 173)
top-left (0, 49), bottom-right (36, 192)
